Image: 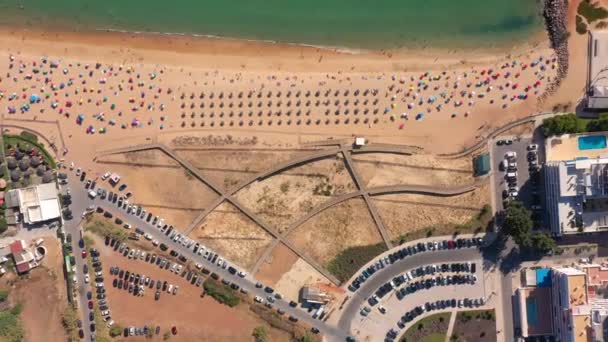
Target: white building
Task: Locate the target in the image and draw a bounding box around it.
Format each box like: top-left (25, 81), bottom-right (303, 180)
top-left (545, 157), bottom-right (608, 235)
top-left (6, 183), bottom-right (60, 225)
top-left (588, 30), bottom-right (608, 109)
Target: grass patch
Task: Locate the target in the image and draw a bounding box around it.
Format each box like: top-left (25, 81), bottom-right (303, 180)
top-left (249, 305), bottom-right (318, 342)
top-left (578, 0), bottom-right (608, 23)
top-left (401, 312), bottom-right (450, 342)
top-left (452, 310), bottom-right (496, 342)
top-left (84, 217), bottom-right (127, 243)
top-left (0, 289), bottom-right (9, 302)
top-left (0, 308), bottom-right (24, 342)
top-left (0, 288), bottom-right (24, 342)
top-left (396, 204), bottom-right (492, 244)
top-left (457, 310), bottom-right (495, 323)
top-left (61, 305), bottom-right (81, 342)
top-left (3, 134), bottom-right (56, 169)
top-left (203, 278), bottom-right (240, 307)
top-left (92, 304), bottom-right (111, 342)
top-left (326, 242), bottom-right (387, 283)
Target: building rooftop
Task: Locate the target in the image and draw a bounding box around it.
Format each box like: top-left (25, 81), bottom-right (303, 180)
top-left (573, 312), bottom-right (592, 342)
top-left (545, 139), bottom-right (608, 235)
top-left (518, 287), bottom-right (553, 337)
top-left (588, 30), bottom-right (608, 109)
top-left (9, 240), bottom-right (37, 274)
top-left (6, 183), bottom-right (60, 225)
top-left (583, 264), bottom-right (608, 288)
top-left (301, 286), bottom-right (331, 304)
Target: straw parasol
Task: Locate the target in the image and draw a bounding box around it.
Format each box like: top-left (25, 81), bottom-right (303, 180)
top-left (10, 169), bottom-right (21, 182)
top-left (42, 171), bottom-right (53, 183)
top-left (6, 158), bottom-right (16, 170)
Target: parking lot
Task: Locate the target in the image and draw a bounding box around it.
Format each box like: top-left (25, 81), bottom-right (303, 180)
top-left (349, 258), bottom-right (486, 340)
top-left (491, 134), bottom-right (545, 227)
top-left (92, 235), bottom-right (290, 341)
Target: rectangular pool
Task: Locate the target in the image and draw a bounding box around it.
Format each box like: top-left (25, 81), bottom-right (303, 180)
top-left (578, 135), bottom-right (607, 150)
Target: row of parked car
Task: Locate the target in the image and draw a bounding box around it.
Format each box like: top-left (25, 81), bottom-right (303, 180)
top-left (101, 187), bottom-right (246, 281)
top-left (363, 272), bottom-right (478, 316)
top-left (123, 325), bottom-right (162, 337)
top-left (383, 296), bottom-right (487, 341)
top-left (349, 238), bottom-right (483, 292)
top-left (395, 274), bottom-right (478, 300)
top-left (81, 247), bottom-right (114, 340)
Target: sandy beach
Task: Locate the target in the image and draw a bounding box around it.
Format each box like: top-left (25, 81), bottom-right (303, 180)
top-left (0, 21), bottom-right (576, 161)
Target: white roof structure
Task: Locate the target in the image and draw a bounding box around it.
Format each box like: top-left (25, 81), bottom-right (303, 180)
top-left (588, 30), bottom-right (608, 109)
top-left (7, 183), bottom-right (60, 225)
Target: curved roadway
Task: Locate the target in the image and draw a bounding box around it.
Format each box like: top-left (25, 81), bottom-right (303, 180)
top-left (336, 247), bottom-right (483, 334)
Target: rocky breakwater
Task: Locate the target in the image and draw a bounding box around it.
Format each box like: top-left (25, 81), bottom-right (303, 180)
top-left (540, 0), bottom-right (570, 103)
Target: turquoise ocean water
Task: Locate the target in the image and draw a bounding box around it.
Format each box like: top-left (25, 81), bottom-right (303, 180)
top-left (0, 0), bottom-right (543, 49)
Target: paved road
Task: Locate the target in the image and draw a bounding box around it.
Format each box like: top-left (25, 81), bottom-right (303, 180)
top-left (67, 173), bottom-right (349, 341)
top-left (60, 172), bottom-right (95, 341)
top-left (337, 247), bottom-right (482, 333)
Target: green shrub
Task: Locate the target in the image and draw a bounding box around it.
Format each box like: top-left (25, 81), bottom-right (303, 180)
top-left (0, 218), bottom-right (8, 234)
top-left (327, 242), bottom-right (387, 282)
top-left (18, 131), bottom-right (37, 142)
top-left (577, 15), bottom-right (589, 34)
top-left (0, 290), bottom-right (9, 302)
top-left (9, 304), bottom-right (21, 316)
top-left (252, 326), bottom-right (269, 342)
top-left (578, 0), bottom-right (608, 23)
top-left (109, 325), bottom-right (123, 337)
top-left (203, 279), bottom-right (240, 307)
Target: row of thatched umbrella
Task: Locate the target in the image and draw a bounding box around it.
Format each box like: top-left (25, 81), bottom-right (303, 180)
top-left (179, 89), bottom-right (378, 100)
top-left (179, 107), bottom-right (381, 119)
top-left (7, 167), bottom-right (52, 182)
top-left (6, 156), bottom-right (43, 170)
top-left (180, 116), bottom-right (381, 128)
top-left (178, 98), bottom-right (380, 109)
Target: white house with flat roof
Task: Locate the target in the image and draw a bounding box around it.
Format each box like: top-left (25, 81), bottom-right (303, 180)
top-left (6, 183), bottom-right (60, 225)
top-left (588, 30), bottom-right (608, 109)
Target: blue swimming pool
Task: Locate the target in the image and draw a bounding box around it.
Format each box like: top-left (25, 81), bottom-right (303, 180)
top-left (526, 298), bottom-right (538, 325)
top-left (578, 135), bottom-right (607, 150)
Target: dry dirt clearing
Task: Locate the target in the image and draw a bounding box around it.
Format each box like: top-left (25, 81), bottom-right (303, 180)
top-left (255, 243), bottom-right (299, 287)
top-left (192, 202), bottom-right (273, 270)
top-left (139, 206), bottom-right (200, 231)
top-left (96, 150), bottom-right (218, 216)
top-left (235, 156), bottom-right (355, 233)
top-left (174, 148), bottom-right (316, 192)
top-left (10, 239), bottom-right (68, 342)
top-left (93, 236), bottom-right (291, 341)
top-left (288, 197), bottom-right (382, 267)
top-left (274, 258), bottom-right (332, 303)
top-left (352, 152), bottom-right (474, 188)
top-left (373, 182), bottom-right (490, 240)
